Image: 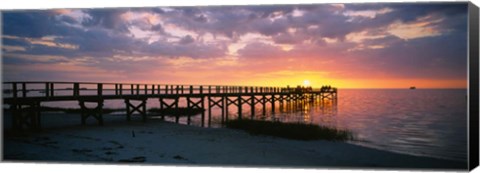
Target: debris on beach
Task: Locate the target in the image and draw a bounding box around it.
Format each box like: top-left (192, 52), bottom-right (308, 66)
top-left (118, 156), bottom-right (146, 163)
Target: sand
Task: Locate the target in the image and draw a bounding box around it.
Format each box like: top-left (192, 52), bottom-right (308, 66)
top-left (2, 113), bottom-right (467, 170)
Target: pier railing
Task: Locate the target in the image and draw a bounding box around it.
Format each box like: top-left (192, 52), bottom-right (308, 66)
top-left (2, 81), bottom-right (335, 99)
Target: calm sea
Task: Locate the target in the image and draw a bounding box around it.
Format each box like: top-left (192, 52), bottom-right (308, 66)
top-left (325, 89), bottom-right (467, 162)
top-left (3, 89), bottom-right (468, 162)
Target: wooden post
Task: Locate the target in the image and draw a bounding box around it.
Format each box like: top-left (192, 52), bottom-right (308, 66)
top-left (120, 84), bottom-right (123, 95)
top-left (165, 85), bottom-right (169, 94)
top-left (131, 84), bottom-right (134, 95)
top-left (250, 95), bottom-right (255, 119)
top-left (159, 98), bottom-right (164, 120)
top-left (126, 99), bottom-right (131, 121)
top-left (74, 83), bottom-right (80, 96)
top-left (181, 86), bottom-right (184, 94)
top-left (222, 96), bottom-right (225, 124)
top-left (22, 82), bottom-right (26, 97)
top-left (50, 83), bottom-right (54, 96)
top-left (142, 99), bottom-right (147, 122)
top-left (144, 84), bottom-right (148, 95)
top-left (189, 85), bottom-right (193, 94)
top-left (208, 95), bottom-right (212, 127)
top-left (136, 84), bottom-right (140, 95)
top-left (194, 86), bottom-right (204, 127)
top-left (175, 97), bottom-right (179, 123)
top-left (115, 84), bottom-right (118, 95)
top-left (262, 95), bottom-right (266, 115)
top-left (34, 102), bottom-right (41, 129)
top-left (271, 94), bottom-right (275, 113)
top-left (187, 97), bottom-right (191, 125)
top-left (200, 93), bottom-right (205, 127)
top-left (152, 85), bottom-right (155, 95)
top-left (225, 97), bottom-right (229, 122)
top-left (45, 82), bottom-right (49, 97)
top-left (97, 83), bottom-right (103, 96)
top-left (238, 95), bottom-right (242, 119)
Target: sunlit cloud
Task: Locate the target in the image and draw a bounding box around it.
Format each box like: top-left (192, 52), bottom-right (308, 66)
top-left (165, 56), bottom-right (209, 67)
top-left (387, 15), bottom-right (445, 40)
top-left (330, 4), bottom-right (346, 10)
top-left (346, 31), bottom-right (387, 43)
top-left (1, 4), bottom-right (468, 88)
top-left (27, 36), bottom-right (79, 49)
top-left (55, 9), bottom-right (91, 26)
top-left (343, 8), bottom-right (394, 19)
top-left (2, 45), bottom-right (26, 52)
top-left (4, 35), bottom-right (79, 50)
top-left (292, 9), bottom-right (306, 17)
top-left (107, 55), bottom-right (155, 62)
top-left (4, 53), bottom-right (69, 62)
top-left (323, 37), bottom-right (339, 44)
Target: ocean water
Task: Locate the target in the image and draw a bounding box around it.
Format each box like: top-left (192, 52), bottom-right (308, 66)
top-left (324, 89), bottom-right (467, 162)
top-left (212, 89), bottom-right (467, 162)
top-left (2, 88), bottom-right (468, 162)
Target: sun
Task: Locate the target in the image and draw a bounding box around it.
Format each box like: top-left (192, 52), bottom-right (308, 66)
top-left (303, 80), bottom-right (311, 86)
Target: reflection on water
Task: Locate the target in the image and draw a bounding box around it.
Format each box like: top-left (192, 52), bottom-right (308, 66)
top-left (3, 89), bottom-right (467, 162)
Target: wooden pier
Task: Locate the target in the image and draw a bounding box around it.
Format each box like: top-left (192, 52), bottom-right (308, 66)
top-left (2, 82), bottom-right (337, 130)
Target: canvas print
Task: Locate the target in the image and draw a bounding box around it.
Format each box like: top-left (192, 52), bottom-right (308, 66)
top-left (1, 2), bottom-right (474, 170)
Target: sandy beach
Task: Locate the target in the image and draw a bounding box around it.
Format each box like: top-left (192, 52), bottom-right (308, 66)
top-left (2, 113), bottom-right (467, 170)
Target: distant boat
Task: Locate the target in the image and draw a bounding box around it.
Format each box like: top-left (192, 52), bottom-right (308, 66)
top-left (409, 86), bottom-right (416, 90)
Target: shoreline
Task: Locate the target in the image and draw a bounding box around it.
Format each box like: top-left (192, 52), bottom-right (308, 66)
top-left (2, 113), bottom-right (467, 170)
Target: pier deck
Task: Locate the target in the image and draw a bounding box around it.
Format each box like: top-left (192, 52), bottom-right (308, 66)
top-left (3, 81), bottom-right (337, 130)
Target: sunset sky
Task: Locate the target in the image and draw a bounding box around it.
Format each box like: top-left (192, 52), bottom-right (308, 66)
top-left (1, 3), bottom-right (468, 88)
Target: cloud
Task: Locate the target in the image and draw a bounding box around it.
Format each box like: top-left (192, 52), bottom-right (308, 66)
top-left (2, 45), bottom-right (26, 52)
top-left (237, 42), bottom-right (286, 60)
top-left (1, 3), bottom-right (468, 85)
top-left (81, 9), bottom-right (131, 33)
top-left (178, 35), bottom-right (195, 44)
top-left (2, 11), bottom-right (80, 38)
top-left (3, 53), bottom-right (69, 63)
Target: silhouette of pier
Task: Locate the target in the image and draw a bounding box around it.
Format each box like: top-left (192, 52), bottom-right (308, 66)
top-left (2, 82), bottom-right (337, 130)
